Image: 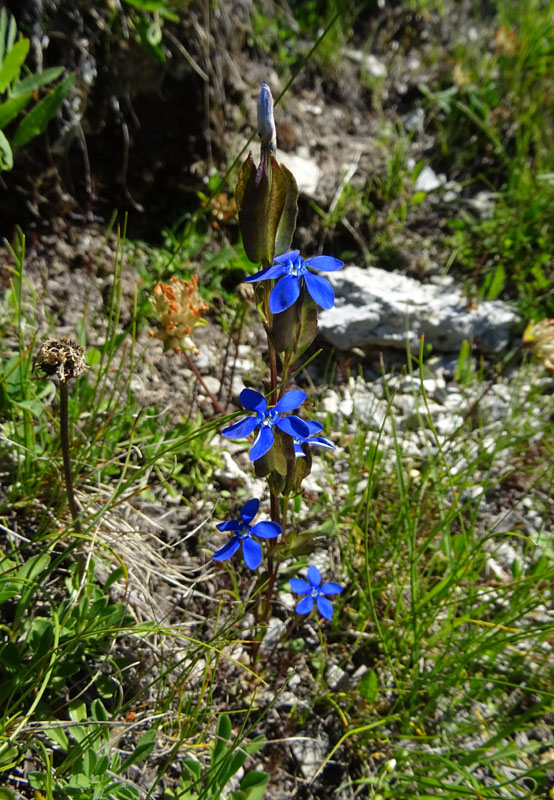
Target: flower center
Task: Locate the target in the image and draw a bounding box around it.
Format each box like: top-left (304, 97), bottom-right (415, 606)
top-left (258, 407), bottom-right (279, 427)
top-left (285, 256), bottom-right (306, 278)
top-left (238, 522), bottom-right (251, 539)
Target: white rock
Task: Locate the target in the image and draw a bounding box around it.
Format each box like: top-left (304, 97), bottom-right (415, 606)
top-left (414, 166), bottom-right (445, 192)
top-left (278, 149), bottom-right (321, 196)
top-left (318, 266), bottom-right (519, 353)
top-left (291, 735), bottom-right (329, 780)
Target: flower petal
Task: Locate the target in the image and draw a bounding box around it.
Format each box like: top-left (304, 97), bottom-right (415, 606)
top-left (294, 442), bottom-right (306, 457)
top-left (295, 595), bottom-right (315, 615)
top-left (240, 388), bottom-right (266, 412)
top-left (269, 275), bottom-right (300, 313)
top-left (244, 263), bottom-right (286, 282)
top-left (213, 536), bottom-right (241, 561)
top-left (320, 582), bottom-right (342, 595)
top-left (274, 249), bottom-right (300, 264)
top-left (274, 390), bottom-right (307, 413)
top-left (276, 415), bottom-right (310, 438)
top-left (250, 426), bottom-right (274, 461)
top-left (240, 498), bottom-right (260, 523)
top-left (303, 420), bottom-right (324, 435)
top-left (305, 255), bottom-right (344, 272)
top-left (308, 436), bottom-right (335, 450)
top-left (251, 520), bottom-right (281, 539)
top-left (243, 536), bottom-right (262, 569)
top-left (290, 578), bottom-right (311, 594)
top-left (307, 565), bottom-right (322, 588)
top-left (304, 272), bottom-right (335, 310)
top-left (216, 520), bottom-right (241, 532)
top-left (222, 416), bottom-right (259, 439)
top-left (316, 595), bottom-right (334, 620)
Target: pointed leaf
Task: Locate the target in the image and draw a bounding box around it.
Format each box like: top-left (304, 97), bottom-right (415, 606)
top-left (0, 92), bottom-right (32, 129)
top-left (0, 38), bottom-right (29, 93)
top-left (274, 162), bottom-right (298, 257)
top-left (120, 729), bottom-right (156, 772)
top-left (231, 771), bottom-right (270, 800)
top-left (236, 153), bottom-right (286, 264)
top-left (213, 715), bottom-right (232, 765)
top-left (12, 74), bottom-right (75, 151)
top-left (0, 129), bottom-right (12, 171)
top-left (12, 66), bottom-right (64, 97)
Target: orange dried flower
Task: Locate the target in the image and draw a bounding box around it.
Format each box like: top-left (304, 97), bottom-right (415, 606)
top-left (150, 275), bottom-right (209, 354)
top-left (523, 319), bottom-right (554, 371)
top-left (494, 26), bottom-right (517, 57)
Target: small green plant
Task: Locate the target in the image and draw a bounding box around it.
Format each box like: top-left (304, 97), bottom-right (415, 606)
top-left (27, 698), bottom-right (156, 800)
top-left (0, 8), bottom-right (74, 171)
top-left (164, 715), bottom-right (268, 800)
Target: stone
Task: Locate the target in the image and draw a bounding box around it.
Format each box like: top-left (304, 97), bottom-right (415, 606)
top-left (278, 149), bottom-right (321, 196)
top-left (318, 266), bottom-right (519, 353)
top-left (414, 165), bottom-right (445, 192)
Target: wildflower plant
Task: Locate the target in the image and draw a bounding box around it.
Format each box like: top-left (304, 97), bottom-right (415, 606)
top-left (213, 83), bottom-right (343, 635)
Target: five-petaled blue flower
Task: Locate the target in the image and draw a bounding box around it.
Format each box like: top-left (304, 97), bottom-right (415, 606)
top-left (293, 420), bottom-right (335, 458)
top-left (213, 498), bottom-right (281, 570)
top-left (222, 388), bottom-right (309, 461)
top-left (290, 565), bottom-right (342, 620)
top-left (244, 250), bottom-right (344, 314)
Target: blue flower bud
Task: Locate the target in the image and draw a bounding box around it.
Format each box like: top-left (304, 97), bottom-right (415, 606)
top-left (257, 83), bottom-right (277, 154)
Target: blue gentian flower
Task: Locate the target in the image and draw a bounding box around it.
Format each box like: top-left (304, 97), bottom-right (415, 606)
top-left (213, 498), bottom-right (281, 570)
top-left (222, 387), bottom-right (310, 461)
top-left (293, 420), bottom-right (335, 457)
top-left (290, 565), bottom-right (342, 620)
top-left (244, 250), bottom-right (344, 314)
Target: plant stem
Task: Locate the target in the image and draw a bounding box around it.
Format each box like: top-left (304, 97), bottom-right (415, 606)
top-left (59, 379), bottom-right (81, 534)
top-left (184, 351), bottom-right (227, 415)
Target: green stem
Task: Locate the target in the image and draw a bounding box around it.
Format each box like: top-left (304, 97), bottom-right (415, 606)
top-left (59, 379), bottom-right (81, 534)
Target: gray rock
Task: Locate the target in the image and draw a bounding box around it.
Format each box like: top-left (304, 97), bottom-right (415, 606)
top-left (319, 266), bottom-right (519, 353)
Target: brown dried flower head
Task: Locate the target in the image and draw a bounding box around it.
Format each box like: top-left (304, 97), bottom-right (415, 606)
top-left (523, 319), bottom-right (554, 371)
top-left (150, 275), bottom-right (209, 354)
top-left (36, 337), bottom-right (87, 382)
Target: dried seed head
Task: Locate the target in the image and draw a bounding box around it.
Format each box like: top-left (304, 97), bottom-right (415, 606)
top-left (150, 275), bottom-right (209, 354)
top-left (523, 319), bottom-right (554, 371)
top-left (36, 337), bottom-right (87, 382)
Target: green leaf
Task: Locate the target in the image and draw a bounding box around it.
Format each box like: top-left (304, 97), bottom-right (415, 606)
top-left (122, 0), bottom-right (170, 10)
top-left (236, 153), bottom-right (286, 264)
top-left (274, 162), bottom-right (298, 257)
top-left (91, 698), bottom-right (109, 723)
top-left (0, 92), bottom-right (32, 128)
top-left (12, 66), bottom-right (64, 97)
top-left (45, 724), bottom-right (69, 751)
top-left (69, 699), bottom-right (88, 724)
top-left (17, 552), bottom-right (50, 583)
top-left (410, 191), bottom-right (427, 206)
top-left (358, 669), bottom-right (379, 703)
top-left (0, 9), bottom-right (7, 66)
top-left (0, 128), bottom-right (12, 170)
top-left (12, 74), bottom-right (75, 151)
top-left (212, 714), bottom-right (232, 764)
top-left (230, 771), bottom-right (269, 800)
top-left (0, 788), bottom-right (17, 800)
top-left (0, 38), bottom-right (30, 93)
top-left (120, 728), bottom-right (156, 771)
top-left (484, 262), bottom-right (505, 300)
